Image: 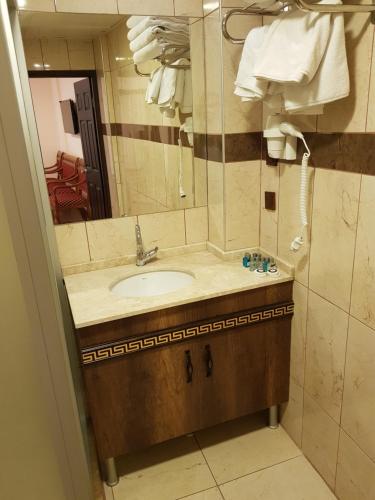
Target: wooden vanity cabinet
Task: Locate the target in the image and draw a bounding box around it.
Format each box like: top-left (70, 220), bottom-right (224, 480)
top-left (76, 282), bottom-right (293, 463)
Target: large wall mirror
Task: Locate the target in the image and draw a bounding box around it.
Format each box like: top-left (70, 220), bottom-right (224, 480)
top-left (20, 11), bottom-right (207, 224)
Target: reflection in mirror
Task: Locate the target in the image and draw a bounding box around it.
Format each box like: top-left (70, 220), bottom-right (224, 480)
top-left (20, 12), bottom-right (207, 224)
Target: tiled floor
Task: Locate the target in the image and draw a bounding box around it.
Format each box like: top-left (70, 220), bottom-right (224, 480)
top-left (102, 412), bottom-right (337, 500)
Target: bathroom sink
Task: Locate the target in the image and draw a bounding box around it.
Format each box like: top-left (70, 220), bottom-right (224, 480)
top-left (111, 270), bottom-right (195, 298)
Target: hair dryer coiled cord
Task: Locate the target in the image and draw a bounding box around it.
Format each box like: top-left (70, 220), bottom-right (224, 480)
top-left (290, 138), bottom-right (310, 252)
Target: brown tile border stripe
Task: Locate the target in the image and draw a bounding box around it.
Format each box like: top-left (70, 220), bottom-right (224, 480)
top-left (266, 132), bottom-right (375, 176)
top-left (81, 300), bottom-right (294, 365)
top-left (102, 122), bottom-right (192, 148)
top-left (102, 123), bottom-right (375, 175)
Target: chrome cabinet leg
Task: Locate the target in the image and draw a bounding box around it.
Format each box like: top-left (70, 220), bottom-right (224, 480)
top-left (269, 405), bottom-right (279, 429)
top-left (105, 457), bottom-right (119, 487)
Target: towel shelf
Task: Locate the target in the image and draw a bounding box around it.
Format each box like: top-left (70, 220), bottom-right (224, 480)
top-left (223, 1), bottom-right (375, 44)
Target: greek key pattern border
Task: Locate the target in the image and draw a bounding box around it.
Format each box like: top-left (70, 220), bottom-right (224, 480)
top-left (81, 302), bottom-right (294, 366)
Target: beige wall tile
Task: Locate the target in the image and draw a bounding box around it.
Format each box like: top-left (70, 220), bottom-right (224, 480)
top-left (305, 291), bottom-right (348, 423)
top-left (335, 430), bottom-right (375, 500)
top-left (138, 210), bottom-right (186, 249)
top-left (67, 40), bottom-right (95, 70)
top-left (260, 162), bottom-right (279, 255)
top-left (278, 163), bottom-right (314, 287)
top-left (367, 31), bottom-right (375, 131)
top-left (185, 207), bottom-right (208, 244)
top-left (55, 223), bottom-right (90, 267)
top-left (291, 281), bottom-right (307, 387)
top-left (191, 19), bottom-right (207, 134)
top-left (118, 138), bottom-right (168, 215)
top-left (309, 169), bottom-right (360, 311)
top-left (164, 144), bottom-right (195, 210)
top-left (23, 39), bottom-right (44, 70)
top-left (194, 158), bottom-right (208, 207)
top-left (341, 317), bottom-right (375, 463)
top-left (111, 63), bottom-right (161, 125)
top-left (86, 217), bottom-right (137, 261)
top-left (17, 0), bottom-right (55, 11)
top-left (40, 39), bottom-right (69, 70)
top-left (351, 175), bottom-right (375, 329)
top-left (107, 20), bottom-right (132, 72)
top-left (225, 161), bottom-right (260, 250)
top-left (220, 456), bottom-right (336, 500)
top-left (280, 379), bottom-right (304, 448)
top-left (118, 0), bottom-right (174, 15)
top-left (105, 72), bottom-right (116, 123)
top-left (203, 0), bottom-right (219, 15)
top-left (93, 38), bottom-right (103, 72)
top-left (207, 161), bottom-right (225, 249)
top-left (174, 0), bottom-right (203, 17)
top-left (317, 13), bottom-right (373, 133)
top-left (222, 12), bottom-right (262, 133)
top-left (55, 0), bottom-right (118, 14)
top-left (302, 392), bottom-right (340, 489)
top-left (204, 9), bottom-right (223, 134)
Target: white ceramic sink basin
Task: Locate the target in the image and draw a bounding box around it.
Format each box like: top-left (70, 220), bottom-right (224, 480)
top-left (111, 270), bottom-right (195, 298)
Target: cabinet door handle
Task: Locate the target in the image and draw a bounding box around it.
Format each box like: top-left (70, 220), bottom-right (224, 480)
top-left (205, 345), bottom-right (213, 377)
top-left (185, 350), bottom-right (193, 383)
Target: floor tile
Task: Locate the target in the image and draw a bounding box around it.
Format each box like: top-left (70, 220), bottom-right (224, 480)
top-left (220, 456), bottom-right (336, 500)
top-left (195, 414), bottom-right (301, 484)
top-left (179, 487), bottom-right (223, 500)
top-left (112, 435), bottom-right (215, 500)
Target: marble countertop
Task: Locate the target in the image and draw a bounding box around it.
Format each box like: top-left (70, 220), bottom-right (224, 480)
top-left (64, 251), bottom-right (294, 329)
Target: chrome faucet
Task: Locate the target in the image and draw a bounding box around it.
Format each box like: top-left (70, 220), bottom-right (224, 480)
top-left (135, 224), bottom-right (158, 266)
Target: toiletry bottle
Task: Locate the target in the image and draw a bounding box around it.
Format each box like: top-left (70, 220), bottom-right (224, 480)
top-left (242, 252), bottom-right (250, 268)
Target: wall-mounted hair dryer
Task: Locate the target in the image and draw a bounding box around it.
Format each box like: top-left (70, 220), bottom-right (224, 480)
top-left (264, 118), bottom-right (311, 252)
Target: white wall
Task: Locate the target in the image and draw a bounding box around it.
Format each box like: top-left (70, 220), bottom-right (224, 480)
top-left (29, 77), bottom-right (84, 167)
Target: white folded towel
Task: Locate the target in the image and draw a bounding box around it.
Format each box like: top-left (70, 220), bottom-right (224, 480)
top-left (130, 26), bottom-right (189, 53)
top-left (128, 16), bottom-right (189, 42)
top-left (282, 10), bottom-right (349, 111)
top-left (180, 67), bottom-right (192, 114)
top-left (253, 6), bottom-right (332, 85)
top-left (158, 59), bottom-right (190, 118)
top-left (145, 66), bottom-right (165, 104)
top-left (234, 0), bottom-right (349, 114)
top-left (133, 39), bottom-right (164, 65)
top-left (234, 25), bottom-right (270, 101)
top-left (126, 16), bottom-right (145, 29)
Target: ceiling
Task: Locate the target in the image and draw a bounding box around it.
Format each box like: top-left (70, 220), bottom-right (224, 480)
top-left (19, 11), bottom-right (125, 39)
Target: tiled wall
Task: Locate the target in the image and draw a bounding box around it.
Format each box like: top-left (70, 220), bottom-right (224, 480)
top-left (204, 4), bottom-right (375, 497)
top-left (24, 38), bottom-right (95, 70)
top-left (256, 11), bottom-right (375, 498)
top-left (94, 17), bottom-right (207, 217)
top-left (55, 207), bottom-right (208, 270)
top-left (204, 7), bottom-right (262, 252)
top-left (17, 0), bottom-right (204, 16)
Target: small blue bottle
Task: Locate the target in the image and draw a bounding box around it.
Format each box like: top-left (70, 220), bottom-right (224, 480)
top-left (242, 253), bottom-right (250, 268)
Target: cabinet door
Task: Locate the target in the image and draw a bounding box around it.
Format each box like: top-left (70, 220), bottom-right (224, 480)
top-left (84, 318), bottom-right (291, 460)
top-left (197, 318), bottom-right (291, 429)
top-left (84, 338), bottom-right (204, 460)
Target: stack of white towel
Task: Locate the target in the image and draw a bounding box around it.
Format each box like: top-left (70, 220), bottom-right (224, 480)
top-left (127, 16), bottom-right (192, 118)
top-left (127, 16), bottom-right (190, 65)
top-left (235, 0), bottom-right (349, 114)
